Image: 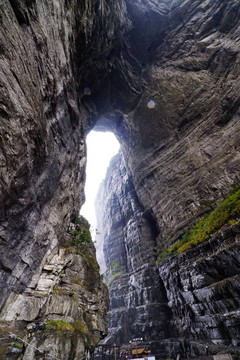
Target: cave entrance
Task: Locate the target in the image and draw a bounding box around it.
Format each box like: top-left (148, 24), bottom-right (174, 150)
top-left (80, 130), bottom-right (120, 239)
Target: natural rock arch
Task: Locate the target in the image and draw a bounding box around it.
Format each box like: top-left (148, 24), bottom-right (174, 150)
top-left (0, 0), bottom-right (240, 358)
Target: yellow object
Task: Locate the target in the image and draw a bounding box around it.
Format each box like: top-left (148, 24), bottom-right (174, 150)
top-left (132, 349), bottom-right (150, 355)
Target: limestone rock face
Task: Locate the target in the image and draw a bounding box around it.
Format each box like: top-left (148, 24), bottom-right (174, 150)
top-left (95, 3), bottom-right (240, 355)
top-left (0, 0), bottom-right (131, 310)
top-left (159, 226), bottom-right (240, 355)
top-left (96, 0), bottom-right (240, 247)
top-left (96, 153), bottom-right (176, 356)
top-left (96, 154), bottom-right (240, 359)
top-left (1, 0), bottom-right (240, 358)
top-left (0, 0), bottom-right (86, 310)
top-left (0, 224), bottom-right (108, 359)
top-left (0, 0), bottom-right (125, 356)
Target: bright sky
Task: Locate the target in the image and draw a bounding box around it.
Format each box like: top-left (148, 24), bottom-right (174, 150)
top-left (80, 131), bottom-right (120, 236)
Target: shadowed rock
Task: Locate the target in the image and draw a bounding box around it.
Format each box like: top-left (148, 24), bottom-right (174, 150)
top-left (0, 0), bottom-right (240, 358)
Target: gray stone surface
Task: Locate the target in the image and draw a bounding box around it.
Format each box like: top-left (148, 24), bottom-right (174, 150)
top-left (0, 0), bottom-right (131, 309)
top-left (0, 0), bottom-right (86, 309)
top-left (96, 153), bottom-right (176, 357)
top-left (0, 0), bottom-right (240, 358)
top-left (96, 153), bottom-right (240, 359)
top-left (213, 355), bottom-right (232, 360)
top-left (96, 0), bottom-right (240, 248)
top-left (0, 232), bottom-right (108, 359)
top-left (0, 0), bottom-right (127, 357)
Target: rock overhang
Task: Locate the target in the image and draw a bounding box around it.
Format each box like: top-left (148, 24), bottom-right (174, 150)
top-left (0, 0), bottom-right (240, 358)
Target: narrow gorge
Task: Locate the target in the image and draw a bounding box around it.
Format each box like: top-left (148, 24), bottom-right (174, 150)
top-left (0, 0), bottom-right (240, 359)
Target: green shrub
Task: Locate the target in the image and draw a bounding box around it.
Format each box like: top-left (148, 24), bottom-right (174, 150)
top-left (52, 285), bottom-right (61, 294)
top-left (76, 216), bottom-right (89, 227)
top-left (71, 217), bottom-right (92, 250)
top-left (75, 250), bottom-right (99, 272)
top-left (73, 279), bottom-right (84, 287)
top-left (45, 319), bottom-right (91, 336)
top-left (156, 248), bottom-right (169, 264)
top-left (157, 187), bottom-right (240, 260)
top-left (46, 320), bottom-right (74, 332)
top-left (73, 320), bottom-right (88, 335)
top-left (71, 293), bottom-right (78, 301)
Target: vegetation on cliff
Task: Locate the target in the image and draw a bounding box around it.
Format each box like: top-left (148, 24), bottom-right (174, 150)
top-left (104, 262), bottom-right (125, 288)
top-left (158, 186), bottom-right (240, 261)
top-left (46, 319), bottom-right (89, 336)
top-left (65, 216), bottom-right (100, 273)
top-left (71, 216), bottom-right (92, 249)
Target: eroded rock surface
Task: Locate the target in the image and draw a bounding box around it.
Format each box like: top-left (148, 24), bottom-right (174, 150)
top-left (95, 3), bottom-right (240, 356)
top-left (0, 0), bottom-right (127, 357)
top-left (0, 0), bottom-right (131, 309)
top-left (159, 225), bottom-right (240, 355)
top-left (0, 223), bottom-right (108, 359)
top-left (1, 0), bottom-right (240, 358)
top-left (96, 154), bottom-right (240, 359)
top-left (96, 153), bottom-right (175, 356)
top-left (0, 0), bottom-right (86, 310)
top-left (96, 0), bottom-right (240, 247)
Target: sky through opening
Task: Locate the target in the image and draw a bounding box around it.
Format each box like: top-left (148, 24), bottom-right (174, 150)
top-left (80, 131), bottom-right (120, 237)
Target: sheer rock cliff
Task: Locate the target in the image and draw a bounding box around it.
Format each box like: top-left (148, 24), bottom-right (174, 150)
top-left (0, 234), bottom-right (108, 359)
top-left (0, 0), bottom-right (240, 358)
top-left (96, 0), bottom-right (240, 247)
top-left (96, 153), bottom-right (176, 357)
top-left (96, 153), bottom-right (240, 359)
top-left (0, 0), bottom-right (126, 357)
top-left (95, 3), bottom-right (240, 355)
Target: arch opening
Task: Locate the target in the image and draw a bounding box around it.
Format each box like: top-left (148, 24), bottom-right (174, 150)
top-left (80, 130), bottom-right (120, 239)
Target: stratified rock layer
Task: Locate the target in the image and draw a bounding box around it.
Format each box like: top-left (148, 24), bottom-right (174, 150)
top-left (0, 0), bottom-right (128, 356)
top-left (96, 0), bottom-right (240, 247)
top-left (0, 0), bottom-right (131, 310)
top-left (96, 153), bottom-right (240, 359)
top-left (0, 234), bottom-right (108, 359)
top-left (1, 0), bottom-right (240, 358)
top-left (0, 0), bottom-right (86, 310)
top-left (96, 154), bottom-right (176, 356)
top-left (159, 225), bottom-right (240, 354)
top-left (95, 3), bottom-right (240, 356)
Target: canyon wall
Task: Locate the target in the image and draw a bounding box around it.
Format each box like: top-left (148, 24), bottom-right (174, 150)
top-left (0, 0), bottom-right (129, 357)
top-left (0, 0), bottom-right (130, 311)
top-left (95, 3), bottom-right (240, 355)
top-left (96, 153), bottom-right (177, 358)
top-left (96, 153), bottom-right (240, 359)
top-left (96, 0), bottom-right (240, 247)
top-left (0, 0), bottom-right (240, 358)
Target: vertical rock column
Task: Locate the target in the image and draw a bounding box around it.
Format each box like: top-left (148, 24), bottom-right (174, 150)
top-left (96, 152), bottom-right (175, 356)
